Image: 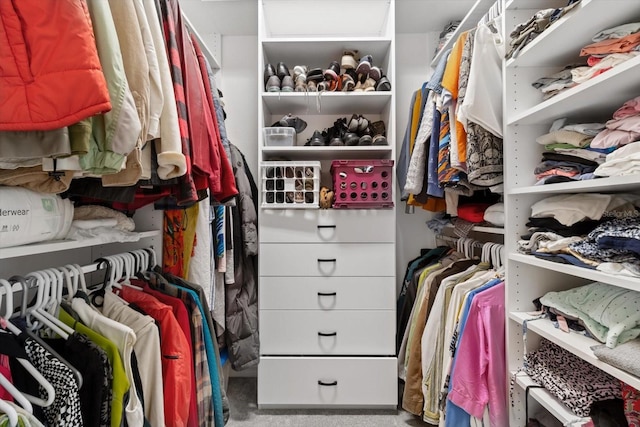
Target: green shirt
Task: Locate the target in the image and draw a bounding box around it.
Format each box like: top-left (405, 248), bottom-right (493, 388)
top-left (60, 308), bottom-right (129, 427)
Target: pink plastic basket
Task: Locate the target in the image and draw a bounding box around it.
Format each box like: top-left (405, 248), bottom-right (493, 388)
top-left (331, 159), bottom-right (394, 209)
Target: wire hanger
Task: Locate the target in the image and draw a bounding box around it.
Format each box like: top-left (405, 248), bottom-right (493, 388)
top-left (0, 279), bottom-right (55, 408)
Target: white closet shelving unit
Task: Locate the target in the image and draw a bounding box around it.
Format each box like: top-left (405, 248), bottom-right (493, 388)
top-left (256, 0), bottom-right (397, 409)
top-left (504, 1), bottom-right (640, 425)
top-left (0, 204), bottom-right (163, 286)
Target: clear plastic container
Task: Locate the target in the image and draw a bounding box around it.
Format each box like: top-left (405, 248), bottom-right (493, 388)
top-left (263, 127), bottom-right (296, 146)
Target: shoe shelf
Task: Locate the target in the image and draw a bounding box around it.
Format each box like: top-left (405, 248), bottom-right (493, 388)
top-left (0, 230), bottom-right (161, 260)
top-left (506, 0), bottom-right (640, 68)
top-left (512, 372), bottom-right (592, 426)
top-left (509, 311), bottom-right (640, 390)
top-left (262, 146), bottom-right (392, 162)
top-left (509, 253), bottom-right (640, 293)
top-left (508, 174), bottom-right (640, 195)
top-left (261, 38), bottom-right (392, 75)
top-left (262, 92), bottom-right (392, 115)
top-left (429, 0), bottom-right (498, 67)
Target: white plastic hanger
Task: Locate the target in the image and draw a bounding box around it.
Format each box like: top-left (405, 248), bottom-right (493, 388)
top-left (0, 399), bottom-right (19, 427)
top-left (10, 275), bottom-right (82, 389)
top-left (68, 263), bottom-right (88, 294)
top-left (0, 279), bottom-right (55, 408)
top-left (23, 272), bottom-right (71, 339)
top-left (58, 266), bottom-right (76, 303)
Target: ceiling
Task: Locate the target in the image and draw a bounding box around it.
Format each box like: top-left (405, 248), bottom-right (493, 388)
top-left (181, 0), bottom-right (475, 36)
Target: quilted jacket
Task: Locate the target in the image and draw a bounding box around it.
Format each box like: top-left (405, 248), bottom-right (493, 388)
top-left (0, 0), bottom-right (111, 130)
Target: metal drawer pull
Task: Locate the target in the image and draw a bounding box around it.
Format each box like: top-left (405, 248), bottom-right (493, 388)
top-left (317, 331), bottom-right (337, 337)
top-left (318, 380), bottom-right (338, 386)
top-left (317, 225), bottom-right (336, 229)
top-left (317, 258), bottom-right (336, 263)
top-left (317, 292), bottom-right (337, 297)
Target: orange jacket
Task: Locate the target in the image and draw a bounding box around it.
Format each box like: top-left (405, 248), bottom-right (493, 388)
top-left (0, 0), bottom-right (111, 131)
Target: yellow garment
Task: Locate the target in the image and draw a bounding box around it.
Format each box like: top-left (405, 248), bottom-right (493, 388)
top-left (442, 31), bottom-right (469, 165)
top-left (163, 203), bottom-right (199, 278)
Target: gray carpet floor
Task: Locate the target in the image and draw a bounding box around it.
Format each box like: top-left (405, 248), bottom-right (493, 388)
top-left (225, 378), bottom-right (427, 426)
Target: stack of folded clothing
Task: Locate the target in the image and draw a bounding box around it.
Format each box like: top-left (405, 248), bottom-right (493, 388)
top-left (568, 216), bottom-right (640, 272)
top-left (534, 119), bottom-right (609, 184)
top-left (531, 64), bottom-right (583, 99)
top-left (591, 94), bottom-right (640, 150)
top-left (595, 140), bottom-right (640, 177)
top-left (519, 193), bottom-right (640, 275)
top-left (506, 0), bottom-right (581, 59)
top-left (532, 24), bottom-right (640, 99)
top-left (66, 204), bottom-right (139, 243)
top-left (434, 20), bottom-right (460, 57)
top-left (572, 22), bottom-right (640, 83)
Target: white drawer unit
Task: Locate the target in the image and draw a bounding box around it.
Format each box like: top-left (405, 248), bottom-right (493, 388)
top-left (257, 0), bottom-right (397, 409)
top-left (259, 243), bottom-right (395, 277)
top-left (258, 357), bottom-right (397, 408)
top-left (260, 310), bottom-right (395, 355)
top-left (260, 209), bottom-right (395, 243)
top-left (259, 276), bottom-right (395, 310)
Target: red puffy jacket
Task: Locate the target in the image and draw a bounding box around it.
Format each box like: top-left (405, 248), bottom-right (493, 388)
top-left (0, 0), bottom-right (111, 131)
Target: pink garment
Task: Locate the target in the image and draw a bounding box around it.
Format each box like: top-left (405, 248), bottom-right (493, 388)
top-left (535, 169), bottom-right (580, 180)
top-left (581, 32), bottom-right (640, 56)
top-left (591, 128), bottom-right (640, 148)
top-left (448, 282), bottom-right (507, 427)
top-left (607, 114), bottom-right (640, 133)
top-left (613, 96), bottom-right (640, 120)
top-left (0, 355), bottom-right (13, 402)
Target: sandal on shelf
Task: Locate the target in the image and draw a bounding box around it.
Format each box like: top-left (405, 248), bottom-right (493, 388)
top-left (307, 80), bottom-right (317, 92)
top-left (363, 77), bottom-right (376, 92)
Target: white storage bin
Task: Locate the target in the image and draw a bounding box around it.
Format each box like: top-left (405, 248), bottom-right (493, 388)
top-left (263, 127), bottom-right (296, 146)
top-left (261, 161), bottom-right (320, 209)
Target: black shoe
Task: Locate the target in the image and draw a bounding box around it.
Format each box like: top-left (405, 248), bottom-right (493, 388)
top-left (343, 132), bottom-right (359, 146)
top-left (307, 68), bottom-right (324, 83)
top-left (264, 63), bottom-right (276, 86)
top-left (277, 62), bottom-right (290, 79)
top-left (274, 113), bottom-right (307, 133)
top-left (305, 130), bottom-right (325, 146)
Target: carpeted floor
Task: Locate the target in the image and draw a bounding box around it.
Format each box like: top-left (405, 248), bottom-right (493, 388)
top-left (225, 377), bottom-right (427, 426)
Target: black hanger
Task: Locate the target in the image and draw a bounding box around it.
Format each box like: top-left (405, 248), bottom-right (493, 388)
top-left (89, 258), bottom-right (113, 307)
